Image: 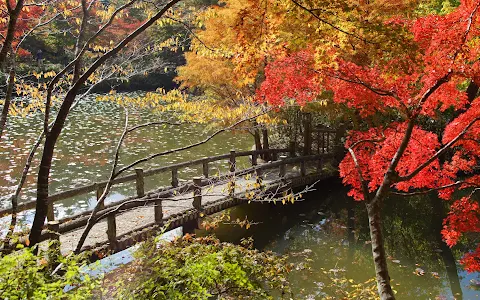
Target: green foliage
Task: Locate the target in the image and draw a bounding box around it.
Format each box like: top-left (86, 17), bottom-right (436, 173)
top-left (113, 235), bottom-right (291, 299)
top-left (0, 245), bottom-right (98, 299)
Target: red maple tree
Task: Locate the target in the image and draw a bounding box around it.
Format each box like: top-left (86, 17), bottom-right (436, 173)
top-left (258, 0), bottom-right (480, 297)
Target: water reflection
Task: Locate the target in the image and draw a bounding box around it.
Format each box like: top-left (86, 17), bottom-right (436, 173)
top-left (197, 179), bottom-right (480, 299)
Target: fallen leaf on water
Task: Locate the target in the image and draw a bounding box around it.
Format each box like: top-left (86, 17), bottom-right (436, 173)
top-left (414, 268), bottom-right (425, 276)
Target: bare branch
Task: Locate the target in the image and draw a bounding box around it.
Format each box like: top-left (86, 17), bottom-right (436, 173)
top-left (165, 16), bottom-right (218, 53)
top-left (391, 181), bottom-right (468, 197)
top-left (347, 147), bottom-right (370, 201)
top-left (115, 110), bottom-right (269, 177)
top-left (290, 0), bottom-right (375, 45)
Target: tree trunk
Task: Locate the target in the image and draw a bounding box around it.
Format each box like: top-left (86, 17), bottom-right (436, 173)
top-left (0, 69), bottom-right (15, 140)
top-left (28, 0), bottom-right (182, 246)
top-left (0, 0), bottom-right (24, 67)
top-left (29, 91), bottom-right (77, 245)
top-left (366, 199), bottom-right (395, 300)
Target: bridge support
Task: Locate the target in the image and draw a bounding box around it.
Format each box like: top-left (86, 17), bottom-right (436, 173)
top-left (289, 141), bottom-right (296, 157)
top-left (279, 155), bottom-right (287, 178)
top-left (202, 160), bottom-right (209, 178)
top-left (185, 177), bottom-right (203, 235)
top-left (229, 150), bottom-right (236, 196)
top-left (193, 177), bottom-right (202, 210)
top-left (171, 168), bottom-right (179, 187)
top-left (135, 168), bottom-right (145, 197)
top-left (303, 113), bottom-right (312, 156)
top-left (107, 214), bottom-right (117, 251)
top-left (154, 199), bottom-right (163, 223)
top-left (96, 185), bottom-right (105, 209)
top-left (47, 221), bottom-right (60, 270)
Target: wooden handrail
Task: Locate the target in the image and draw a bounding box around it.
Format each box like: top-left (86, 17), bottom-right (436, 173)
top-left (1, 152), bottom-right (336, 251)
top-left (0, 148), bottom-right (289, 217)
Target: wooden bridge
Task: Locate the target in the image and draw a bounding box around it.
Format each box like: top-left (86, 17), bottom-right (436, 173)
top-left (1, 127), bottom-right (342, 259)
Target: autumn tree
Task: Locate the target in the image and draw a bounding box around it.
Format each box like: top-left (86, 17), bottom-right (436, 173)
top-left (0, 0), bottom-right (55, 138)
top-left (0, 0), bottom-right (187, 246)
top-left (232, 0), bottom-right (480, 299)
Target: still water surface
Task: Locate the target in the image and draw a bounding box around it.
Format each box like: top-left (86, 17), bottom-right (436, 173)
top-left (0, 95), bottom-right (251, 227)
top-left (201, 179), bottom-right (480, 299)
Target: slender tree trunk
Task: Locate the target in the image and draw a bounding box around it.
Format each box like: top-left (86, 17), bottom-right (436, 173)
top-left (29, 0), bottom-right (181, 246)
top-left (366, 199), bottom-right (395, 300)
top-left (29, 91), bottom-right (77, 245)
top-left (0, 0), bottom-right (24, 67)
top-left (0, 69), bottom-right (15, 140)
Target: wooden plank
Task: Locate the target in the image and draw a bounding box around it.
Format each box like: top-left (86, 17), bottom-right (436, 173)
top-left (80, 171), bottom-right (338, 257)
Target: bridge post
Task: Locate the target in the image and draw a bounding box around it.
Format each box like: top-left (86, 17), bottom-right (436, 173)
top-left (289, 141), bottom-right (296, 157)
top-left (107, 213), bottom-right (117, 251)
top-left (300, 160), bottom-right (306, 176)
top-left (326, 132), bottom-right (330, 153)
top-left (47, 220), bottom-right (60, 267)
top-left (229, 150), bottom-right (236, 196)
top-left (229, 150), bottom-right (236, 173)
top-left (322, 132), bottom-right (325, 153)
top-left (193, 177), bottom-right (202, 210)
top-left (47, 220), bottom-right (60, 250)
top-left (96, 184), bottom-right (105, 209)
top-left (271, 151), bottom-right (278, 161)
top-left (317, 157), bottom-right (323, 172)
top-left (334, 123), bottom-right (347, 162)
top-left (135, 168), bottom-right (145, 198)
top-left (303, 113), bottom-right (312, 156)
top-left (154, 199), bottom-right (163, 223)
top-left (171, 168), bottom-right (179, 187)
top-left (202, 159), bottom-right (209, 178)
top-left (252, 152), bottom-right (258, 166)
top-left (47, 201), bottom-right (55, 222)
top-left (279, 155), bottom-right (287, 178)
top-left (255, 167), bottom-right (263, 186)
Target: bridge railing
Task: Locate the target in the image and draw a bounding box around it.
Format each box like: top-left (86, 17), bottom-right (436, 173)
top-left (1, 147), bottom-right (337, 254)
top-left (0, 148), bottom-right (292, 219)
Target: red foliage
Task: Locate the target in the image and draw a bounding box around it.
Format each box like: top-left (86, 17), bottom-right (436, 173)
top-left (256, 50), bottom-right (321, 106)
top-left (338, 123), bottom-right (452, 200)
top-left (258, 0), bottom-right (480, 271)
top-left (0, 1), bottom-right (45, 55)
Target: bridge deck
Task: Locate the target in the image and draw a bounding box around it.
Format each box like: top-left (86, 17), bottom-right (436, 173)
top-left (56, 164), bottom-right (331, 254)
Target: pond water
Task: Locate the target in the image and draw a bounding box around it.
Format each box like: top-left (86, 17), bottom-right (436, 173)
top-left (199, 178), bottom-right (480, 299)
top-left (0, 94), bottom-right (251, 228)
top-left (3, 96), bottom-right (479, 299)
